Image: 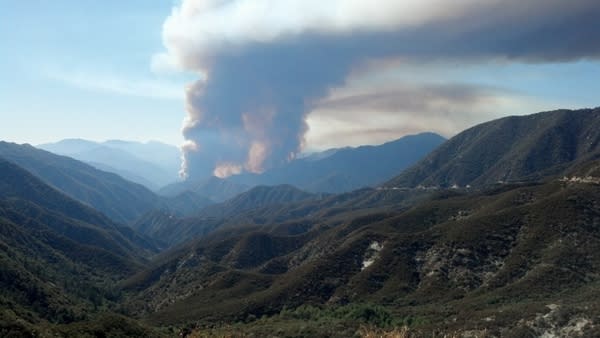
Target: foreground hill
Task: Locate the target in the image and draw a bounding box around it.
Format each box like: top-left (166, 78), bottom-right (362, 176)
top-left (230, 132), bottom-right (446, 193)
top-left (386, 108), bottom-right (600, 188)
top-left (121, 108), bottom-right (600, 336)
top-left (3, 107), bottom-right (600, 336)
top-left (0, 159), bottom-right (160, 333)
top-left (124, 170), bottom-right (600, 336)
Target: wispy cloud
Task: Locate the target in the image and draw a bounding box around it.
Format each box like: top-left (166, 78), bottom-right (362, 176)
top-left (44, 68), bottom-right (184, 100)
top-left (304, 81), bottom-right (557, 151)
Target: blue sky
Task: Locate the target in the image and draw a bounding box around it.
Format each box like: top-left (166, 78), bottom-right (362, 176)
top-left (1, 0), bottom-right (600, 155)
top-left (1, 1), bottom-right (190, 146)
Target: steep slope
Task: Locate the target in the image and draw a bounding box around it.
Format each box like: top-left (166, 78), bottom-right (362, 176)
top-left (386, 108), bottom-right (600, 188)
top-left (131, 211), bottom-right (221, 249)
top-left (159, 133), bottom-right (443, 197)
top-left (198, 184), bottom-right (316, 219)
top-left (133, 185), bottom-right (317, 247)
top-left (122, 107), bottom-right (600, 335)
top-left (103, 139), bottom-right (181, 176)
top-left (163, 191), bottom-right (214, 217)
top-left (141, 184), bottom-right (430, 248)
top-left (0, 141), bottom-right (162, 224)
top-left (159, 176), bottom-right (250, 202)
top-left (0, 159), bottom-right (159, 329)
top-left (230, 132), bottom-right (446, 193)
top-left (0, 159), bottom-right (158, 257)
top-left (88, 161), bottom-right (159, 190)
top-left (125, 173), bottom-right (600, 336)
top-left (70, 146), bottom-right (173, 188)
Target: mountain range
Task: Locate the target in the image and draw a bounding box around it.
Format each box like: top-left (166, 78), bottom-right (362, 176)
top-left (38, 133), bottom-right (444, 201)
top-left (38, 139), bottom-right (181, 190)
top-left (1, 107), bottom-right (600, 336)
top-left (0, 142), bottom-right (164, 224)
top-left (158, 176), bottom-right (250, 202)
top-left (133, 184), bottom-right (320, 247)
top-left (119, 108), bottom-right (600, 337)
top-left (0, 159), bottom-right (162, 334)
top-left (386, 108), bottom-right (600, 188)
top-left (0, 142), bottom-right (213, 224)
top-left (126, 174), bottom-right (600, 337)
top-left (159, 132), bottom-right (445, 200)
top-left (229, 132), bottom-right (446, 193)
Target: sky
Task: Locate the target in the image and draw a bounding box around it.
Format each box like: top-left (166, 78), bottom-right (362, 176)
top-left (1, 1), bottom-right (600, 179)
top-left (0, 1), bottom-right (190, 146)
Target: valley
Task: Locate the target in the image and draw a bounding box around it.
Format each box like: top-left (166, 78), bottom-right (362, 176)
top-left (1, 108), bottom-right (599, 336)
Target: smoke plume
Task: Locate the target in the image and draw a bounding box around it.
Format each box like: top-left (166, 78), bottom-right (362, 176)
top-left (157, 0), bottom-right (600, 180)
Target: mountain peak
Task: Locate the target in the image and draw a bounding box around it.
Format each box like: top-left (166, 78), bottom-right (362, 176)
top-left (385, 107), bottom-right (600, 188)
top-left (226, 132), bottom-right (446, 193)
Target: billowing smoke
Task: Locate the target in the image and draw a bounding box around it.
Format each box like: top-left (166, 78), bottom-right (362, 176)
top-left (173, 35), bottom-right (357, 179)
top-left (178, 44), bottom-right (333, 178)
top-left (157, 0), bottom-right (600, 180)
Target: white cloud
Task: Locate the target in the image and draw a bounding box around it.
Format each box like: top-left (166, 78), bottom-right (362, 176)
top-left (303, 81), bottom-right (558, 151)
top-left (158, 0), bottom-right (600, 72)
top-left (157, 0), bottom-right (497, 71)
top-left (300, 59), bottom-right (577, 151)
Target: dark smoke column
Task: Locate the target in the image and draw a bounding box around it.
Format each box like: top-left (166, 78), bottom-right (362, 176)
top-left (174, 37), bottom-right (353, 180)
top-left (178, 47), bottom-right (317, 180)
top-left (159, 3), bottom-right (356, 181)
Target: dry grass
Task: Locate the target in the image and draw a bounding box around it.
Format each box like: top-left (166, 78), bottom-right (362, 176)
top-left (185, 326), bottom-right (490, 338)
top-left (358, 325), bottom-right (411, 338)
top-left (357, 325), bottom-right (488, 338)
top-left (186, 330), bottom-right (246, 338)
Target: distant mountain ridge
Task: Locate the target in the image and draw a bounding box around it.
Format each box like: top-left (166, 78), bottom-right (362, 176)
top-left (163, 133), bottom-right (445, 198)
top-left (229, 132), bottom-right (446, 193)
top-left (88, 161), bottom-right (158, 190)
top-left (0, 142), bottom-right (210, 223)
top-left (385, 108), bottom-right (600, 188)
top-left (0, 142), bottom-right (163, 224)
top-left (38, 139), bottom-right (181, 189)
top-left (66, 146), bottom-right (172, 189)
top-left (0, 159), bottom-right (158, 257)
